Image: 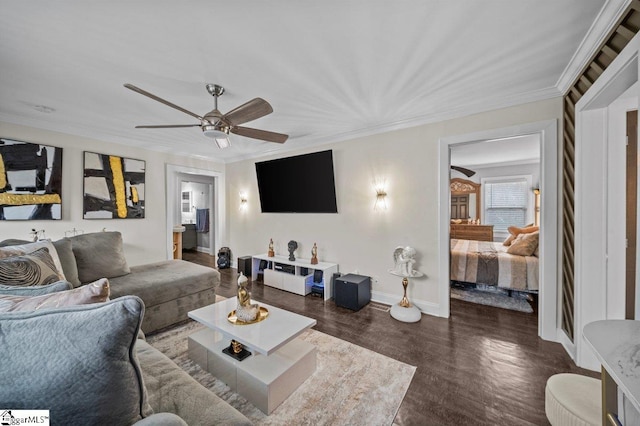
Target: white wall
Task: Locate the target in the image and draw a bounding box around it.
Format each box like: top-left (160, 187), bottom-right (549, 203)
top-left (226, 97), bottom-right (562, 314)
top-left (0, 121), bottom-right (225, 266)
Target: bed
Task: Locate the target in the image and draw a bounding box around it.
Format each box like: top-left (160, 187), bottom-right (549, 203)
top-left (450, 238), bottom-right (539, 292)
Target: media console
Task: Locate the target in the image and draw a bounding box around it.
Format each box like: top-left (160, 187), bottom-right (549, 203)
top-left (251, 254), bottom-right (338, 301)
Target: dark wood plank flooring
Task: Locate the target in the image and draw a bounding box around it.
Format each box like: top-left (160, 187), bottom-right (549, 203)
top-left (182, 251), bottom-right (597, 425)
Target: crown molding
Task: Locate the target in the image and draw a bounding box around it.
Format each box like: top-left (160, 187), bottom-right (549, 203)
top-left (556, 0), bottom-right (632, 94)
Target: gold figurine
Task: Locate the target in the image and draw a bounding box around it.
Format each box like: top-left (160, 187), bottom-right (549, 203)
top-left (310, 242), bottom-right (318, 264)
top-left (268, 238), bottom-right (275, 257)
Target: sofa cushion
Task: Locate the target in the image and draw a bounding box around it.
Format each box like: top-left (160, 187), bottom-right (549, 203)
top-left (0, 278), bottom-right (110, 312)
top-left (0, 240), bottom-right (66, 282)
top-left (0, 247), bottom-right (63, 286)
top-left (52, 237), bottom-right (81, 287)
top-left (0, 296), bottom-right (153, 425)
top-left (0, 280), bottom-right (73, 296)
top-left (70, 231), bottom-right (131, 283)
top-left (136, 339), bottom-right (251, 425)
top-left (109, 260), bottom-right (218, 308)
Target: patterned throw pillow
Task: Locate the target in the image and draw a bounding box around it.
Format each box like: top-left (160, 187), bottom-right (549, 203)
top-left (507, 231), bottom-right (539, 256)
top-left (0, 240), bottom-right (66, 281)
top-left (0, 248), bottom-right (62, 286)
top-left (0, 278), bottom-right (109, 312)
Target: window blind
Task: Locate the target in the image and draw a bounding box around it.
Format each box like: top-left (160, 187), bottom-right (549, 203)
top-left (484, 179), bottom-right (528, 230)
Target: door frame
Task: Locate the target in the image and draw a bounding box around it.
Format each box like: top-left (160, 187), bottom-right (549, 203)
top-left (572, 32), bottom-right (640, 370)
top-left (438, 119), bottom-right (558, 342)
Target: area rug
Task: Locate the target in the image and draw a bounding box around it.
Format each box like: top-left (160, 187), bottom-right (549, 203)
top-left (450, 283), bottom-right (534, 313)
top-left (147, 320), bottom-right (416, 425)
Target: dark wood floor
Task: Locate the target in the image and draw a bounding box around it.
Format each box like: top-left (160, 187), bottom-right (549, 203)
top-left (182, 251), bottom-right (597, 425)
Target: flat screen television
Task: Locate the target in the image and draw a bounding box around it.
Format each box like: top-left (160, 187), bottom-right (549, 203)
top-left (255, 150), bottom-right (338, 213)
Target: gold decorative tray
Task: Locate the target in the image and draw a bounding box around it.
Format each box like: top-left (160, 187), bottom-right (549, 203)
top-left (227, 306), bottom-right (269, 325)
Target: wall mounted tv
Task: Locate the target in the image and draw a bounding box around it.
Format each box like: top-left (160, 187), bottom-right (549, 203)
top-left (255, 150), bottom-right (338, 213)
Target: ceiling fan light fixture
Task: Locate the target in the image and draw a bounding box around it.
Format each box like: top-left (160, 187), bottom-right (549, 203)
top-left (202, 125), bottom-right (231, 149)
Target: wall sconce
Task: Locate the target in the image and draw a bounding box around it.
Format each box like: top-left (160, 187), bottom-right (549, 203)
top-left (374, 181), bottom-right (388, 211)
top-left (239, 193), bottom-right (248, 211)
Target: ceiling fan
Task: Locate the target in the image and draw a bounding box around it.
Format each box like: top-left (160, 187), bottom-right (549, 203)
top-left (450, 165), bottom-right (476, 177)
top-left (124, 83), bottom-right (288, 149)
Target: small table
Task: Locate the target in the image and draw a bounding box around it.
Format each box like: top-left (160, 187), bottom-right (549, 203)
top-left (188, 298), bottom-right (317, 414)
top-left (583, 320), bottom-right (640, 425)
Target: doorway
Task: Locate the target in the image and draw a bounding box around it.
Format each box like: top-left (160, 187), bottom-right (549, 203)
top-left (438, 120), bottom-right (558, 342)
top-left (449, 135), bottom-right (541, 314)
top-left (179, 175), bottom-right (214, 255)
top-left (165, 164), bottom-right (226, 260)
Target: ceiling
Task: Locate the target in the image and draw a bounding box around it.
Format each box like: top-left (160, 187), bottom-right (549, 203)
top-left (0, 1), bottom-right (605, 163)
top-left (451, 134), bottom-right (541, 169)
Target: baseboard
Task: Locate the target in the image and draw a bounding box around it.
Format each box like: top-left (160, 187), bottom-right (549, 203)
top-left (557, 328), bottom-right (577, 363)
top-left (371, 290), bottom-right (442, 317)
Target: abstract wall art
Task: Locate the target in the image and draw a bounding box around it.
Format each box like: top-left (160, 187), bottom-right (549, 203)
top-left (83, 151), bottom-right (145, 219)
top-left (0, 138), bottom-right (63, 220)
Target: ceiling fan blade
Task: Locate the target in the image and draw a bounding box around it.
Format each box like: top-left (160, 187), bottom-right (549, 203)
top-left (124, 84), bottom-right (203, 121)
top-left (451, 165), bottom-right (476, 177)
top-left (223, 98), bottom-right (273, 126)
top-left (135, 124), bottom-right (200, 129)
top-left (231, 126), bottom-right (288, 143)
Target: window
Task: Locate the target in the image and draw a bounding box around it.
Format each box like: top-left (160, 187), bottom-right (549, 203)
top-left (482, 176), bottom-right (532, 231)
top-left (181, 191), bottom-right (192, 213)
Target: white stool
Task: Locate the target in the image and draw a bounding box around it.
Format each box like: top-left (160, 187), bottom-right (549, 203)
top-left (545, 373), bottom-right (601, 426)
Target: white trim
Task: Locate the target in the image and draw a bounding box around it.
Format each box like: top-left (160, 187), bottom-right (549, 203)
top-left (558, 328), bottom-right (577, 362)
top-left (438, 120), bottom-right (558, 342)
top-left (165, 164), bottom-right (226, 260)
top-left (572, 31), bottom-right (640, 370)
top-left (556, 0), bottom-right (633, 94)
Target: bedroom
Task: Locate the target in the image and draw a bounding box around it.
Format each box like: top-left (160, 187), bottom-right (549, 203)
top-left (449, 134), bottom-right (541, 314)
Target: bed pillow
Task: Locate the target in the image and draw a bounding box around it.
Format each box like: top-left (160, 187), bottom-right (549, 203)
top-left (0, 278), bottom-right (109, 312)
top-left (0, 296), bottom-right (152, 424)
top-left (70, 232), bottom-right (130, 283)
top-left (0, 240), bottom-right (67, 282)
top-left (0, 280), bottom-right (73, 296)
top-left (503, 225), bottom-right (539, 246)
top-left (507, 231), bottom-right (539, 256)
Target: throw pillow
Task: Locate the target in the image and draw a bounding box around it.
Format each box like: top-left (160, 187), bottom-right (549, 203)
top-left (52, 237), bottom-right (81, 287)
top-left (503, 225), bottom-right (539, 246)
top-left (0, 280), bottom-right (73, 296)
top-left (507, 231), bottom-right (539, 256)
top-left (0, 247), bottom-right (62, 286)
top-left (0, 296), bottom-right (153, 424)
top-left (0, 240), bottom-right (67, 280)
top-left (70, 231), bottom-right (131, 283)
top-left (0, 278), bottom-right (109, 312)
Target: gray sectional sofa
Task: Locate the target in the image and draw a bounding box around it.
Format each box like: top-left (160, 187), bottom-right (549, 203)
top-left (0, 232), bottom-right (252, 425)
top-left (3, 231), bottom-right (219, 334)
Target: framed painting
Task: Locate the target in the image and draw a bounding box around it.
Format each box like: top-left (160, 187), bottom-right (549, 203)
top-left (83, 151), bottom-right (145, 219)
top-left (0, 138), bottom-right (63, 220)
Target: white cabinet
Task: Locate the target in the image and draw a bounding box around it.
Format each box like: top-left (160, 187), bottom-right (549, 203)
top-left (251, 254), bottom-right (338, 301)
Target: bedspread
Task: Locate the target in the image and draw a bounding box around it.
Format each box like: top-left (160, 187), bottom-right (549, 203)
top-left (450, 238), bottom-right (539, 291)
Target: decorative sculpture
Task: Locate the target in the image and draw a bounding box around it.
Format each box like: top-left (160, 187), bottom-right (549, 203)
top-left (392, 246), bottom-right (419, 277)
top-left (236, 272), bottom-right (259, 322)
top-left (268, 238), bottom-right (275, 257)
top-left (388, 246), bottom-right (424, 323)
top-left (310, 242), bottom-right (318, 264)
top-left (288, 240), bottom-right (298, 261)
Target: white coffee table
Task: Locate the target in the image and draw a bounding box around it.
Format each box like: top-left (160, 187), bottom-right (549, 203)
top-left (187, 297), bottom-right (317, 414)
